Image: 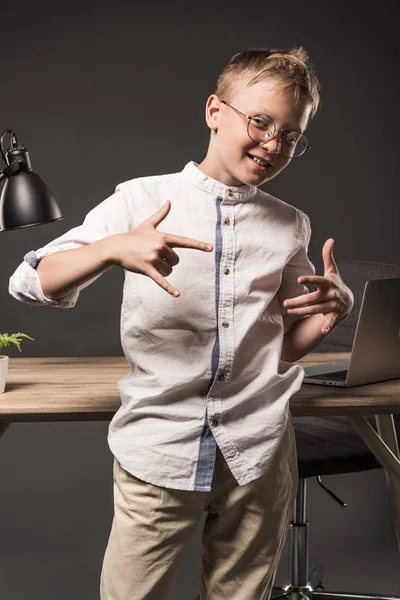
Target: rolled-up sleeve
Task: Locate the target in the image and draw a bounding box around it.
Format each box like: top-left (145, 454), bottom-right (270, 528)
top-left (8, 182), bottom-right (137, 308)
top-left (277, 209), bottom-right (316, 335)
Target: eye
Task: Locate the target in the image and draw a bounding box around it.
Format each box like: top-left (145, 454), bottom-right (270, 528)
top-left (282, 131), bottom-right (302, 145)
top-left (252, 116), bottom-right (273, 129)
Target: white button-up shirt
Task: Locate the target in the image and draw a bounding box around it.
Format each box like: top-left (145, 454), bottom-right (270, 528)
top-left (9, 161), bottom-right (315, 491)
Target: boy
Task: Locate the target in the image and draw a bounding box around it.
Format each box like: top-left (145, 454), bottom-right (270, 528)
top-left (9, 47), bottom-right (353, 600)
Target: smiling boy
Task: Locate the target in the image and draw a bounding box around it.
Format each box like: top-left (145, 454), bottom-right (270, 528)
top-left (9, 47), bottom-right (353, 600)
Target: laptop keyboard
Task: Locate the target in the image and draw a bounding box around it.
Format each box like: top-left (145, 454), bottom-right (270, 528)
top-left (305, 369), bottom-right (348, 382)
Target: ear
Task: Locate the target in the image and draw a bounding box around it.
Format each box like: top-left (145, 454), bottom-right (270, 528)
top-left (205, 95), bottom-right (222, 132)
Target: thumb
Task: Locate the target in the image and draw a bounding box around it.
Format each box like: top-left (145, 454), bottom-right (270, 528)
top-left (148, 200), bottom-right (171, 229)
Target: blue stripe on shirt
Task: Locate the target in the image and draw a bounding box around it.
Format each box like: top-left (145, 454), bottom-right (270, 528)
top-left (194, 196), bottom-right (223, 490)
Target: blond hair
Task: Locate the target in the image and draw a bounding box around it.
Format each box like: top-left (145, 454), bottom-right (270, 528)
top-left (215, 46), bottom-right (321, 118)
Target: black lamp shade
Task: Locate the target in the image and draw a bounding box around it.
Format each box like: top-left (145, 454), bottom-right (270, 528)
top-left (0, 170), bottom-right (62, 231)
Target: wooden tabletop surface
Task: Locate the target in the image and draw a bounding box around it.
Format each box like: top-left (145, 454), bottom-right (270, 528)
top-left (1, 354), bottom-right (400, 422)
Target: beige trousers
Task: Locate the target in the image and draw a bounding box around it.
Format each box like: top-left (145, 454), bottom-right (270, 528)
top-left (100, 416), bottom-right (298, 600)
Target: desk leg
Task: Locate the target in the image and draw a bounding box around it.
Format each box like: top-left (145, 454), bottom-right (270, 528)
top-left (0, 424), bottom-right (10, 439)
top-left (347, 414), bottom-right (400, 553)
top-left (375, 414), bottom-right (400, 552)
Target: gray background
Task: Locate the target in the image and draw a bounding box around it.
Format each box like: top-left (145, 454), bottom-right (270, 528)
top-left (1, 0), bottom-right (399, 598)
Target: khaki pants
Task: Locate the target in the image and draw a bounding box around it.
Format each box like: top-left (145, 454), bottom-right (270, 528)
top-left (100, 417), bottom-right (298, 600)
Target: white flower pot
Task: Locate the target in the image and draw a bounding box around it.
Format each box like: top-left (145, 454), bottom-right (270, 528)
top-left (0, 356), bottom-right (9, 394)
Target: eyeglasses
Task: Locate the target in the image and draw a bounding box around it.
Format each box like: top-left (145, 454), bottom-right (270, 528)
top-left (220, 100), bottom-right (310, 159)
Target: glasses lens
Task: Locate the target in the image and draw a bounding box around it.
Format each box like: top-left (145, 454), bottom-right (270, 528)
top-left (281, 132), bottom-right (308, 158)
top-left (249, 119), bottom-right (308, 159)
top-left (248, 116), bottom-right (275, 142)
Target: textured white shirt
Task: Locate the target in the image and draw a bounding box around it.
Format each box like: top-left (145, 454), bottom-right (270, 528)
top-left (9, 160), bottom-right (315, 491)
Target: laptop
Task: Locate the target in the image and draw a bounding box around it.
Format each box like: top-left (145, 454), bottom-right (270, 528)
top-left (302, 277), bottom-right (400, 387)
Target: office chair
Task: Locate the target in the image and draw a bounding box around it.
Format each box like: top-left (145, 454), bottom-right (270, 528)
top-left (271, 260), bottom-right (400, 600)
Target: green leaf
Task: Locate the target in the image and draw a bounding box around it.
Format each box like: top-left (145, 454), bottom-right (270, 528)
top-left (0, 332), bottom-right (35, 353)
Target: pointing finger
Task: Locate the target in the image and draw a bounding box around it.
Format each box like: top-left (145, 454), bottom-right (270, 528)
top-left (165, 233), bottom-right (213, 252)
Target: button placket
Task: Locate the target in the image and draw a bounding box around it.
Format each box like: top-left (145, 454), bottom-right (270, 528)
top-left (218, 202), bottom-right (235, 399)
top-left (207, 195), bottom-right (236, 429)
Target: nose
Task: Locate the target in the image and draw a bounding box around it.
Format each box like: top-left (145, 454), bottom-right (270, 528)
top-left (260, 131), bottom-right (281, 154)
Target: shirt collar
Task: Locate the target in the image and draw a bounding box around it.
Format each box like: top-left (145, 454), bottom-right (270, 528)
top-left (181, 161), bottom-right (257, 202)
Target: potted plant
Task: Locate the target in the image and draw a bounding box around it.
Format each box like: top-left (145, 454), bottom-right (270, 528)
top-left (0, 333), bottom-right (34, 394)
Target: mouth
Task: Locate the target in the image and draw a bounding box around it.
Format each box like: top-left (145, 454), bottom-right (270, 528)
top-left (246, 153), bottom-right (271, 171)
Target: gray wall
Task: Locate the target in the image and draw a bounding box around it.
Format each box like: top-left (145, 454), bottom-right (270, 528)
top-left (1, 0), bottom-right (399, 598)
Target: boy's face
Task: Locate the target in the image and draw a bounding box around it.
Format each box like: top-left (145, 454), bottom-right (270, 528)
top-left (199, 78), bottom-right (311, 187)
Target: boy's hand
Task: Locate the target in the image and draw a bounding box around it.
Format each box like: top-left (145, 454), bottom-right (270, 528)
top-left (282, 239), bottom-right (354, 334)
top-left (108, 200), bottom-right (213, 297)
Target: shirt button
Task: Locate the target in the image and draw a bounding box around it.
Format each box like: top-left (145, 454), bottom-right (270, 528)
top-left (226, 188), bottom-right (233, 197)
top-left (223, 217), bottom-right (231, 226)
top-left (223, 267), bottom-right (230, 275)
top-left (217, 373), bottom-right (225, 381)
top-left (222, 321), bottom-right (230, 328)
top-left (210, 417), bottom-right (218, 427)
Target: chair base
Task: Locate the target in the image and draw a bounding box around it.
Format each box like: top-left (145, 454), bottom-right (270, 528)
top-left (195, 588), bottom-right (400, 600)
top-left (270, 476), bottom-right (400, 600)
top-left (271, 584), bottom-right (400, 599)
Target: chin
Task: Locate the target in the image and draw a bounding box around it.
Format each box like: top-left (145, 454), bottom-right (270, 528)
top-left (246, 169), bottom-right (277, 186)
top-left (261, 170), bottom-right (279, 184)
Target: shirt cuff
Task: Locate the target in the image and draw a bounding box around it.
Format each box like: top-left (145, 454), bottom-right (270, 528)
top-left (24, 250), bottom-right (41, 269)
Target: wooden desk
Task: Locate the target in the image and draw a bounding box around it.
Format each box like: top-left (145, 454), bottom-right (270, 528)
top-left (1, 354), bottom-right (400, 549)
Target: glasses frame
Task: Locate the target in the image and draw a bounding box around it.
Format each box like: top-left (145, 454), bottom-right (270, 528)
top-left (220, 99), bottom-right (310, 159)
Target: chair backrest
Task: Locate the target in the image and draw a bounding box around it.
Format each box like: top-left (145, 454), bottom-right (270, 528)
top-left (311, 260), bottom-right (400, 353)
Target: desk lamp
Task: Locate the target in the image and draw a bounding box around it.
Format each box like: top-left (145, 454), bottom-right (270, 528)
top-left (0, 128), bottom-right (63, 393)
top-left (0, 129), bottom-right (63, 231)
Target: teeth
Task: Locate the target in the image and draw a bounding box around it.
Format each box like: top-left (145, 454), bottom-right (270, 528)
top-left (251, 155), bottom-right (267, 167)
